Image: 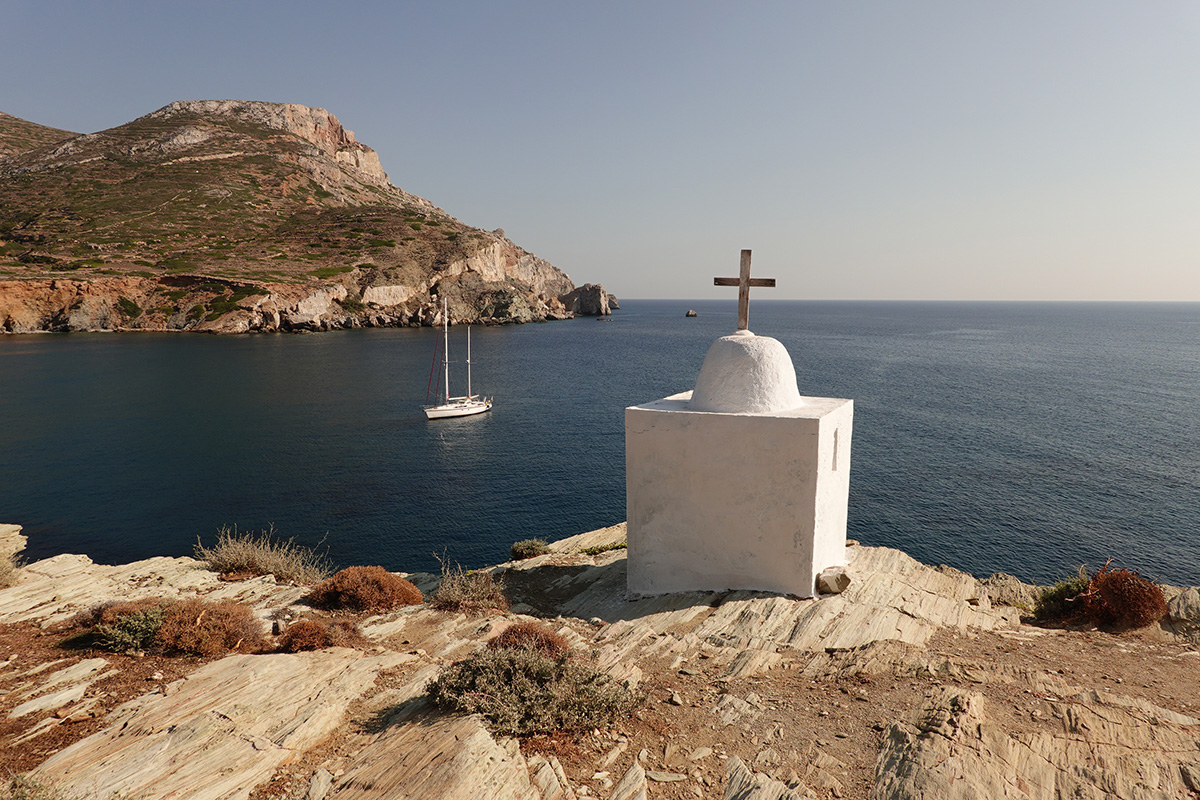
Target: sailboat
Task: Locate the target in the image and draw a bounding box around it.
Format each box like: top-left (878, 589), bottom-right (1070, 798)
top-left (423, 298), bottom-right (493, 419)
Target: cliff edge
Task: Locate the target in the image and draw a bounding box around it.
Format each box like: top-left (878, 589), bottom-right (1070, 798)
top-left (1, 524), bottom-right (1197, 799)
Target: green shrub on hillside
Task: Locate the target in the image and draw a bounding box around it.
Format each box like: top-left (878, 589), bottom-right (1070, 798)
top-left (308, 265), bottom-right (355, 278)
top-left (94, 601), bottom-right (168, 653)
top-left (428, 646), bottom-right (641, 736)
top-left (581, 542), bottom-right (627, 556)
top-left (1033, 571), bottom-right (1090, 622)
top-left (509, 539), bottom-right (550, 560)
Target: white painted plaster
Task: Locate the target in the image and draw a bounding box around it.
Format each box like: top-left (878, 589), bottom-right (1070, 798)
top-left (689, 331), bottom-right (804, 414)
top-left (626, 391), bottom-right (852, 599)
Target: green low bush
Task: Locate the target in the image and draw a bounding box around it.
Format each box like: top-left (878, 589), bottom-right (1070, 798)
top-left (1033, 571), bottom-right (1090, 622)
top-left (95, 601), bottom-right (168, 653)
top-left (509, 539), bottom-right (550, 560)
top-left (427, 646), bottom-right (641, 736)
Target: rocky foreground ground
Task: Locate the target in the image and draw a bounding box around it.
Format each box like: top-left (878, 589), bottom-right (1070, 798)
top-left (2, 522), bottom-right (1199, 800)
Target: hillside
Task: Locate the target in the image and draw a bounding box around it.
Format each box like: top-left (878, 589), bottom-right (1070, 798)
top-left (0, 101), bottom-right (595, 333)
top-left (0, 112), bottom-right (76, 159)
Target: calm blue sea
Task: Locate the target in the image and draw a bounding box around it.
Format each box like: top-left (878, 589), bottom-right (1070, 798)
top-left (2, 300), bottom-right (1198, 587)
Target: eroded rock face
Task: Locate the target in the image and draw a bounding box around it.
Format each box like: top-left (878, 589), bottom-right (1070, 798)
top-left (0, 262), bottom-right (577, 334)
top-left (146, 100), bottom-right (391, 188)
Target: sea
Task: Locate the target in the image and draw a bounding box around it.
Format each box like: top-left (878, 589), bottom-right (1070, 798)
top-left (2, 300), bottom-right (1198, 587)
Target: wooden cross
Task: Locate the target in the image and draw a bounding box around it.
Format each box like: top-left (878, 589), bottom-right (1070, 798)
top-left (714, 249), bottom-right (776, 331)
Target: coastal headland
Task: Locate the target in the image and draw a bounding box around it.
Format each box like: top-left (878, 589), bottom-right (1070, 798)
top-left (0, 103), bottom-right (616, 333)
top-left (2, 522), bottom-right (1198, 799)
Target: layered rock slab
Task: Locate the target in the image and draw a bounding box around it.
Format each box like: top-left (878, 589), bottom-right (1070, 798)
top-left (32, 648), bottom-right (413, 800)
top-left (873, 685), bottom-right (1200, 800)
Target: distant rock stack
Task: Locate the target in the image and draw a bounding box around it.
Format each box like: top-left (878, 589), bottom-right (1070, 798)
top-left (558, 283), bottom-right (613, 316)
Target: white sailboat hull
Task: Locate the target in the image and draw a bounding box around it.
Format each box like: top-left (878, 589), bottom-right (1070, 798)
top-left (423, 298), bottom-right (493, 420)
top-left (423, 396), bottom-right (492, 419)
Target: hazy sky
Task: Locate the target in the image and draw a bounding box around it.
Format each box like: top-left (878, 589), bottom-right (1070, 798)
top-left (4, 2), bottom-right (1198, 300)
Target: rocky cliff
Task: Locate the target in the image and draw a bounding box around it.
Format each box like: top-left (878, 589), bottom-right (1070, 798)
top-left (0, 101), bottom-right (607, 333)
top-left (2, 522), bottom-right (1198, 799)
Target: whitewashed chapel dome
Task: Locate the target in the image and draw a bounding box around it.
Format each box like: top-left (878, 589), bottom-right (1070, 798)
top-left (689, 330), bottom-right (804, 413)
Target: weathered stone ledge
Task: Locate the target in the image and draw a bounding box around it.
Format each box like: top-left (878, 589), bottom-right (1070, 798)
top-left (1, 522), bottom-right (1198, 800)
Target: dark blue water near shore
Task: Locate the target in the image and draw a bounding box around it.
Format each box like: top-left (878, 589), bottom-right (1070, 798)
top-left (2, 300), bottom-right (1198, 586)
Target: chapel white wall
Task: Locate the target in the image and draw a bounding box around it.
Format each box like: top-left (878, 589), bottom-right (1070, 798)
top-left (626, 392), bottom-right (852, 599)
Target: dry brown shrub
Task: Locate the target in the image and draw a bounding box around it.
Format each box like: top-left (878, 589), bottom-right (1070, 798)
top-left (277, 619), bottom-right (362, 652)
top-left (488, 621), bottom-right (571, 659)
top-left (156, 598), bottom-right (266, 656)
top-left (307, 566), bottom-right (423, 611)
top-left (1086, 565), bottom-right (1167, 630)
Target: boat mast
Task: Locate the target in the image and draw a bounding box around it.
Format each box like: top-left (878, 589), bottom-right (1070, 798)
top-left (466, 324), bottom-right (473, 399)
top-left (442, 297), bottom-right (450, 404)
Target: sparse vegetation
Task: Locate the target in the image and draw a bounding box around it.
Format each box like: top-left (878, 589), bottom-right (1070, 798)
top-left (306, 565), bottom-right (423, 611)
top-left (429, 559), bottom-right (509, 614)
top-left (155, 598), bottom-right (266, 656)
top-left (509, 538), bottom-right (550, 560)
top-left (0, 551), bottom-right (18, 588)
top-left (427, 646), bottom-right (641, 736)
top-left (277, 618), bottom-right (362, 652)
top-left (308, 265), bottom-right (355, 278)
top-left (116, 297), bottom-right (142, 318)
top-left (194, 525), bottom-right (331, 584)
top-left (488, 621), bottom-right (571, 659)
top-left (1, 774), bottom-right (74, 800)
top-left (580, 541), bottom-right (627, 556)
